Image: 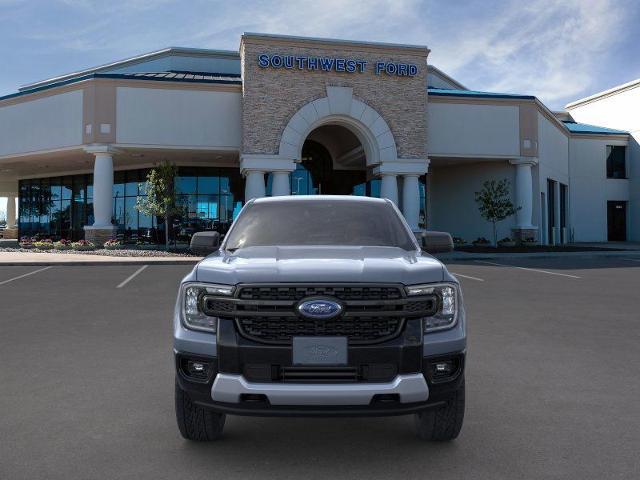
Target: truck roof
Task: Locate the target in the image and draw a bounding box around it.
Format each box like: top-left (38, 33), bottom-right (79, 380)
top-left (252, 195), bottom-right (389, 204)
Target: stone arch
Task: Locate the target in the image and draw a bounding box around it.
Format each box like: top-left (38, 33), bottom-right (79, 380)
top-left (278, 86), bottom-right (398, 166)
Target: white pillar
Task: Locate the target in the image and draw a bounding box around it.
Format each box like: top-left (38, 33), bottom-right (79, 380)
top-left (245, 170), bottom-right (266, 201)
top-left (6, 195), bottom-right (17, 228)
top-left (380, 174), bottom-right (398, 206)
top-left (92, 152), bottom-right (114, 227)
top-left (271, 171), bottom-right (291, 196)
top-left (511, 159), bottom-right (536, 229)
top-left (402, 175), bottom-right (420, 231)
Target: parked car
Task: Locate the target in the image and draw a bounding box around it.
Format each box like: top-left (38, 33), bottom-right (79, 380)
top-left (173, 196), bottom-right (465, 441)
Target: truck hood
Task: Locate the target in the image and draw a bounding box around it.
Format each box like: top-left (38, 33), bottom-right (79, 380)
top-left (195, 246), bottom-right (445, 285)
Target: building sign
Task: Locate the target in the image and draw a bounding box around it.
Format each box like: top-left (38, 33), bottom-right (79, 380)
top-left (257, 53), bottom-right (418, 77)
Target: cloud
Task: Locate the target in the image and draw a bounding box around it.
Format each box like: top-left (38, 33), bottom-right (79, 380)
top-left (425, 0), bottom-right (630, 108)
top-left (1, 0), bottom-right (637, 109)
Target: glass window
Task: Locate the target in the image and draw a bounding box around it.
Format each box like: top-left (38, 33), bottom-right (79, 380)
top-left (175, 175), bottom-right (197, 195)
top-left (61, 177), bottom-right (73, 200)
top-left (125, 170), bottom-right (139, 196)
top-left (73, 176), bottom-right (86, 202)
top-left (606, 146), bottom-right (626, 179)
top-left (113, 197), bottom-right (125, 230)
top-left (87, 175), bottom-right (94, 199)
top-left (60, 199), bottom-right (71, 238)
top-left (17, 167), bottom-right (244, 244)
top-left (198, 176), bottom-right (219, 195)
top-left (225, 199), bottom-right (416, 250)
top-left (113, 171), bottom-right (125, 199)
top-left (49, 177), bottom-right (61, 202)
top-left (125, 196), bottom-right (139, 231)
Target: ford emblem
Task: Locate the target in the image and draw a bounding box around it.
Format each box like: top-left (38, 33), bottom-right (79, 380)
top-left (297, 298), bottom-right (343, 319)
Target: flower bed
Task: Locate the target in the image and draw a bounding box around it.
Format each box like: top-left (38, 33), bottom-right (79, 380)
top-left (103, 239), bottom-right (123, 250)
top-left (54, 239), bottom-right (73, 250)
top-left (71, 240), bottom-right (96, 251)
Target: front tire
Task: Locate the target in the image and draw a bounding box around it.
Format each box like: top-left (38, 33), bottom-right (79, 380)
top-left (175, 380), bottom-right (226, 441)
top-left (414, 378), bottom-right (465, 441)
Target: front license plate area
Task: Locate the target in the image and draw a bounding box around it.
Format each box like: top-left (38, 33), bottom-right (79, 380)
top-left (292, 336), bottom-right (348, 366)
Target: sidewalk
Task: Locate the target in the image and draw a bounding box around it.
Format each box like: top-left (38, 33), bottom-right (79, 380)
top-left (437, 249), bottom-right (640, 261)
top-left (0, 251), bottom-right (202, 266)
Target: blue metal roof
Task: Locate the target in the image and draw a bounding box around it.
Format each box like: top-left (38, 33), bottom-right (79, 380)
top-left (0, 71), bottom-right (242, 102)
top-left (562, 121), bottom-right (628, 135)
top-left (427, 87), bottom-right (535, 100)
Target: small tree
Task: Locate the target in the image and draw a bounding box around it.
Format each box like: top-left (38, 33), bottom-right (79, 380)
top-left (136, 161), bottom-right (181, 250)
top-left (474, 179), bottom-right (519, 246)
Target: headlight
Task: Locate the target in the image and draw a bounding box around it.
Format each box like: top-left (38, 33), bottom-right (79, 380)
top-left (406, 283), bottom-right (459, 333)
top-left (180, 283), bottom-right (234, 333)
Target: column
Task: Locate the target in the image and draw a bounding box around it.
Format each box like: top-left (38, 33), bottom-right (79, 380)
top-left (380, 174), bottom-right (398, 206)
top-left (92, 152), bottom-right (115, 227)
top-left (6, 195), bottom-right (17, 229)
top-left (271, 171), bottom-right (291, 196)
top-left (244, 170), bottom-right (266, 201)
top-left (83, 146), bottom-right (117, 245)
top-left (402, 175), bottom-right (420, 231)
top-left (510, 158), bottom-right (538, 242)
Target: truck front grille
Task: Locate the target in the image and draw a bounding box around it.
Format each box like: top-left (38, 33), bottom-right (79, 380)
top-left (236, 315), bottom-right (404, 344)
top-left (203, 283), bottom-right (438, 345)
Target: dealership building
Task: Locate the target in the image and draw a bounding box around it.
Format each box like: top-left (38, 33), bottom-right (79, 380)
top-left (0, 33), bottom-right (637, 245)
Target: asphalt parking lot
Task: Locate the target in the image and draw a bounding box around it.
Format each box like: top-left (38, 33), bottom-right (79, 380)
top-left (1, 257), bottom-right (639, 479)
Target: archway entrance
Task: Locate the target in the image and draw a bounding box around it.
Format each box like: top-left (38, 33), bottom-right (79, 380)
top-left (284, 123), bottom-right (381, 196)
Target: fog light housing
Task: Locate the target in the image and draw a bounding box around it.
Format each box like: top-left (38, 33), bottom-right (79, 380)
top-left (179, 357), bottom-right (214, 382)
top-left (425, 356), bottom-right (463, 383)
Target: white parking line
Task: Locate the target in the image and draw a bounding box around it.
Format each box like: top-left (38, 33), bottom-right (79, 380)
top-left (451, 272), bottom-right (485, 282)
top-left (116, 265), bottom-right (149, 289)
top-left (474, 260), bottom-right (581, 279)
top-left (0, 266), bottom-right (52, 286)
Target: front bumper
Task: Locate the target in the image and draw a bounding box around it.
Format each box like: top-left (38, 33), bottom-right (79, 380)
top-left (174, 308), bottom-right (466, 417)
top-left (211, 372), bottom-right (428, 405)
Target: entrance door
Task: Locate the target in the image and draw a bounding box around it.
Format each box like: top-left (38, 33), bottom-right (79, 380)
top-left (607, 201), bottom-right (627, 241)
top-left (547, 179), bottom-right (555, 244)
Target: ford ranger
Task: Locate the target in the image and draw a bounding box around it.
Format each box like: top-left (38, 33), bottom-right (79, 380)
top-left (173, 196), bottom-right (466, 441)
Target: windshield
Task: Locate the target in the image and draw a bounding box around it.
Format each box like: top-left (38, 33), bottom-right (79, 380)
top-left (224, 199), bottom-right (416, 250)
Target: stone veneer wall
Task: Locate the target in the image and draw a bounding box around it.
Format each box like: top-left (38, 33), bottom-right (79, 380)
top-left (240, 36), bottom-right (429, 160)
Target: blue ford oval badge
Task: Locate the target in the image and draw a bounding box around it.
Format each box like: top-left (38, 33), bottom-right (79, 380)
top-left (297, 298), bottom-right (343, 319)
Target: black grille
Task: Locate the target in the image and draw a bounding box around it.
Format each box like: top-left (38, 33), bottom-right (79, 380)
top-left (237, 285), bottom-right (403, 301)
top-left (237, 315), bottom-right (404, 344)
top-left (203, 284), bottom-right (437, 345)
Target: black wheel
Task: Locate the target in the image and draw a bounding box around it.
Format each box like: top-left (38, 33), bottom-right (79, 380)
top-left (414, 378), bottom-right (465, 441)
top-left (175, 380), bottom-right (226, 441)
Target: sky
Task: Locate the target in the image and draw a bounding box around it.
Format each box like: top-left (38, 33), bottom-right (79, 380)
top-left (1, 0), bottom-right (640, 215)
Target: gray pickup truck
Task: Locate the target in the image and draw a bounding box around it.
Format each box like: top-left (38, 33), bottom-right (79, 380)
top-left (174, 196), bottom-right (466, 441)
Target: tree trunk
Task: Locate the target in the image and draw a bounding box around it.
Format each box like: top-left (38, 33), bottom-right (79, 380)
top-left (492, 221), bottom-right (497, 247)
top-left (164, 214), bottom-right (169, 251)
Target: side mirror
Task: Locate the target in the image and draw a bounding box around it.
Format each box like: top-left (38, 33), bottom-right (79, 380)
top-left (419, 231), bottom-right (454, 254)
top-left (190, 231), bottom-right (220, 256)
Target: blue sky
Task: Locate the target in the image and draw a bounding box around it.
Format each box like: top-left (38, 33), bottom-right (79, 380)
top-left (1, 0), bottom-right (639, 108)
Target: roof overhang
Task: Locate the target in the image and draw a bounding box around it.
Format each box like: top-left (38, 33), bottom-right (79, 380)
top-left (565, 78), bottom-right (640, 109)
top-left (19, 47), bottom-right (240, 93)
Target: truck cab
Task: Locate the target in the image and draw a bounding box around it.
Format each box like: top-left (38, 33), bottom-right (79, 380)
top-left (174, 196), bottom-right (465, 441)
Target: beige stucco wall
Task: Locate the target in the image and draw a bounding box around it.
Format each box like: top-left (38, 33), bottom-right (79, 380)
top-left (116, 86), bottom-right (242, 148)
top-left (240, 35), bottom-right (428, 160)
top-left (427, 101), bottom-right (520, 157)
top-left (0, 90), bottom-right (83, 157)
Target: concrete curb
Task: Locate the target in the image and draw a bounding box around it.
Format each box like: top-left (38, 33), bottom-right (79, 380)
top-left (436, 250), bottom-right (640, 261)
top-left (0, 259), bottom-right (201, 266)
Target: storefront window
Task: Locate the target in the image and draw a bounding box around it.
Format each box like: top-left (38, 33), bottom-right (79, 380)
top-left (18, 166), bottom-right (243, 243)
